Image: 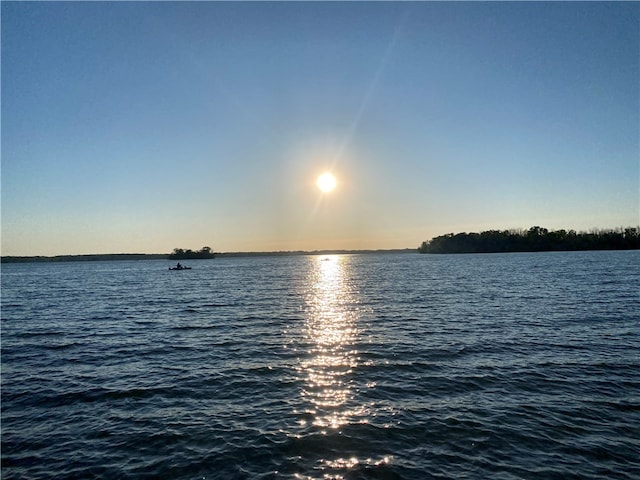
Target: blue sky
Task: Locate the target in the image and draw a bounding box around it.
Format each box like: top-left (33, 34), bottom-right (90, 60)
top-left (2, 2), bottom-right (638, 255)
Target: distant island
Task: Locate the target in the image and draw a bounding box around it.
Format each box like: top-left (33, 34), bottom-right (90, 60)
top-left (419, 226), bottom-right (640, 254)
top-left (168, 246), bottom-right (215, 260)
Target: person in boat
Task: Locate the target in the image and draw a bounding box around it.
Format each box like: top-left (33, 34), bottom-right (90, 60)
top-left (176, 262), bottom-right (182, 270)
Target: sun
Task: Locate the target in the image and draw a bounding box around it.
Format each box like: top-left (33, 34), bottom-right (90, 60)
top-left (317, 172), bottom-right (337, 193)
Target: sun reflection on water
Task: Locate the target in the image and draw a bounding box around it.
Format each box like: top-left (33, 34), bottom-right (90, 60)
top-left (299, 255), bottom-right (362, 430)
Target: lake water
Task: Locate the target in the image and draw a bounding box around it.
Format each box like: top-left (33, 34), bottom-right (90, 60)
top-left (2, 251), bottom-right (639, 479)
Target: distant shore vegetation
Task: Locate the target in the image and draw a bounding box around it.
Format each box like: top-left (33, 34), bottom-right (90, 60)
top-left (168, 246), bottom-right (215, 260)
top-left (0, 253), bottom-right (168, 263)
top-left (1, 247), bottom-right (216, 264)
top-left (419, 226), bottom-right (640, 254)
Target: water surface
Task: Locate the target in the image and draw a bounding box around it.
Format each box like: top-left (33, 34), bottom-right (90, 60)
top-left (2, 251), bottom-right (639, 479)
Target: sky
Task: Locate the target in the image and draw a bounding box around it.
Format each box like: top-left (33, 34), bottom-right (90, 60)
top-left (2, 1), bottom-right (638, 256)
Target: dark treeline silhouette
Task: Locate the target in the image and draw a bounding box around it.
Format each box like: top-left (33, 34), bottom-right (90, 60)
top-left (419, 226), bottom-right (640, 254)
top-left (169, 246), bottom-right (215, 260)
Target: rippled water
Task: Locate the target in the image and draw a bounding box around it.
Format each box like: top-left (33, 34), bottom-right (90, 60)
top-left (2, 251), bottom-right (639, 479)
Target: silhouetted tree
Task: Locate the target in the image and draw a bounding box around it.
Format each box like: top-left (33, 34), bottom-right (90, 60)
top-left (169, 246), bottom-right (215, 260)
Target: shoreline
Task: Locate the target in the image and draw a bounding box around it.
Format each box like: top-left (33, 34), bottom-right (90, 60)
top-left (2, 247), bottom-right (639, 264)
top-left (1, 249), bottom-right (417, 264)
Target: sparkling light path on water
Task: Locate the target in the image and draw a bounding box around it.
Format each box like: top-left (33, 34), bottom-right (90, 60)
top-left (296, 256), bottom-right (391, 478)
top-left (303, 256), bottom-right (359, 430)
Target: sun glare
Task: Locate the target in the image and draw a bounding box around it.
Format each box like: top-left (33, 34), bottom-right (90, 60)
top-left (317, 172), bottom-right (337, 193)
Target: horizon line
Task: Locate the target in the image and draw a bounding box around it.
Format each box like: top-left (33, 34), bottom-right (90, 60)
top-left (1, 248), bottom-right (417, 260)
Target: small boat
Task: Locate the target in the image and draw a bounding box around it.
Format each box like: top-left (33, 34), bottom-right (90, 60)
top-left (169, 263), bottom-right (191, 271)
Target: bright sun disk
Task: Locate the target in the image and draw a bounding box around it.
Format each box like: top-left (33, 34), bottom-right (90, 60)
top-left (317, 172), bottom-right (337, 193)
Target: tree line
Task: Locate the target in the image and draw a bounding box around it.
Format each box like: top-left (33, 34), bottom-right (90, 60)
top-left (418, 226), bottom-right (640, 254)
top-left (169, 246), bottom-right (215, 260)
